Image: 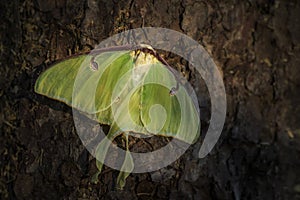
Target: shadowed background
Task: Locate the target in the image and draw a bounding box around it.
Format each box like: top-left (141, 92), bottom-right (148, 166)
top-left (0, 0), bottom-right (300, 199)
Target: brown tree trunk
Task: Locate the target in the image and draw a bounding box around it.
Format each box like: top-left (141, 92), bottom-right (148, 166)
top-left (1, 0), bottom-right (300, 199)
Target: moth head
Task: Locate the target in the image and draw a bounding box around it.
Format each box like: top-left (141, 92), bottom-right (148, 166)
top-left (131, 50), bottom-right (159, 67)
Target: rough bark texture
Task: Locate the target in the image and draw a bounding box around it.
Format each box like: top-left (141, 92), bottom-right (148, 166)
top-left (1, 0), bottom-right (300, 199)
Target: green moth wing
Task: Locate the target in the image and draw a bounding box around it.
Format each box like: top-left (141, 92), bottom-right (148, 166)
top-left (35, 45), bottom-right (200, 189)
top-left (35, 47), bottom-right (199, 143)
top-left (72, 51), bottom-right (134, 115)
top-left (35, 55), bottom-right (86, 105)
top-left (109, 57), bottom-right (200, 144)
top-left (35, 51), bottom-right (133, 123)
top-left (140, 63), bottom-right (200, 143)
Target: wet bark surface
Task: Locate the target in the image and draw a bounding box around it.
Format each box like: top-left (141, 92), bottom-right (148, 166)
top-left (1, 0), bottom-right (300, 199)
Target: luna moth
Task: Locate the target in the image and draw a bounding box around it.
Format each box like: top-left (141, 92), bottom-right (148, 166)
top-left (34, 44), bottom-right (200, 189)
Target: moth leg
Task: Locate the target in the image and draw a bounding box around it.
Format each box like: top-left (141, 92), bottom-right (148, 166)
top-left (116, 132), bottom-right (134, 190)
top-left (91, 124), bottom-right (121, 184)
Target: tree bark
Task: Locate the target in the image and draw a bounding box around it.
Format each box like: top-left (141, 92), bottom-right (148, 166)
top-left (1, 0), bottom-right (300, 199)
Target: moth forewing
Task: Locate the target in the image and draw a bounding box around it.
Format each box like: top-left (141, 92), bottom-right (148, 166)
top-left (72, 51), bottom-right (133, 115)
top-left (139, 62), bottom-right (200, 144)
top-left (34, 55), bottom-right (87, 107)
